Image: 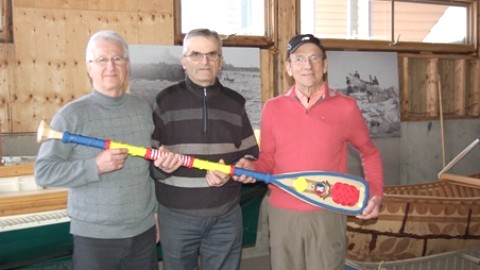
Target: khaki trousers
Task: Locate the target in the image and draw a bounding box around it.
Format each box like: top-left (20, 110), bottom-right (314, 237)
top-left (268, 205), bottom-right (347, 270)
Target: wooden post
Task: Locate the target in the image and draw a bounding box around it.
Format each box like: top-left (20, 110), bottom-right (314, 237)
top-left (453, 59), bottom-right (467, 116)
top-left (0, 121), bottom-right (2, 165)
top-left (426, 58), bottom-right (439, 117)
top-left (468, 59), bottom-right (480, 116)
top-left (399, 56), bottom-right (409, 119)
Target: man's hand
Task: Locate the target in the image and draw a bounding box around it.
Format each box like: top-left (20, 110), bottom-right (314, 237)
top-left (153, 146), bottom-right (183, 173)
top-left (355, 195), bottom-right (382, 220)
top-left (205, 159), bottom-right (231, 187)
top-left (96, 148), bottom-right (128, 174)
top-left (231, 157), bottom-right (257, 184)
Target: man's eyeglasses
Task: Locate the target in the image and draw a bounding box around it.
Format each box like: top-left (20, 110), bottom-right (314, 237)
top-left (289, 54), bottom-right (323, 65)
top-left (89, 56), bottom-right (129, 66)
top-left (184, 51), bottom-right (222, 62)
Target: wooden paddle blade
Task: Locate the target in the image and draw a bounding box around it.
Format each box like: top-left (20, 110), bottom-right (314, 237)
top-left (273, 171), bottom-right (369, 215)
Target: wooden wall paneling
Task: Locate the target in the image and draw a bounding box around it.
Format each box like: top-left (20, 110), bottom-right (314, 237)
top-left (83, 11), bottom-right (139, 43)
top-left (136, 11), bottom-right (174, 45)
top-left (11, 7), bottom-right (39, 132)
top-left (15, 9), bottom-right (69, 132)
top-left (407, 58), bottom-right (428, 117)
top-left (13, 0), bottom-right (89, 10)
top-left (136, 0), bottom-right (173, 13)
top-left (14, 0), bottom-right (138, 12)
top-left (438, 58), bottom-right (455, 116)
top-left (65, 10), bottom-right (92, 109)
top-left (438, 58), bottom-right (467, 117)
top-left (467, 59), bottom-right (480, 116)
top-left (13, 0), bottom-right (168, 12)
top-left (93, 0), bottom-right (138, 12)
top-left (11, 1), bottom-right (177, 132)
top-left (0, 45), bottom-right (14, 133)
top-left (426, 58), bottom-right (439, 117)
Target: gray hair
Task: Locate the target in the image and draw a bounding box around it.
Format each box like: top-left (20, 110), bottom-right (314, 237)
top-left (182, 28), bottom-right (223, 55)
top-left (85, 30), bottom-right (130, 63)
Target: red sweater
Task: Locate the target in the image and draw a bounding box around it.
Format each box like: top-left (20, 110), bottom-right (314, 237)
top-left (254, 85), bottom-right (383, 211)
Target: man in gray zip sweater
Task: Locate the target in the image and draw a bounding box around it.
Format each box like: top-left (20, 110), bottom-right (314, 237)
top-left (150, 28), bottom-right (259, 270)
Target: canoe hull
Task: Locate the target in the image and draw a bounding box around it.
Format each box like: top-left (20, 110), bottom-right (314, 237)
top-left (346, 178), bottom-right (480, 262)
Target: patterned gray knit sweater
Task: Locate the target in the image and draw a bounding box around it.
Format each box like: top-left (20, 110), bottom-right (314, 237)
top-left (35, 90), bottom-right (156, 239)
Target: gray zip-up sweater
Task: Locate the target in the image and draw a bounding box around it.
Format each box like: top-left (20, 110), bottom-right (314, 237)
top-left (150, 77), bottom-right (259, 217)
top-left (35, 90), bottom-right (156, 239)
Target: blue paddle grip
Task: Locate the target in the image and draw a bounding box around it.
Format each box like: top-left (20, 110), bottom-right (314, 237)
top-left (62, 132), bottom-right (107, 150)
top-left (233, 167), bottom-right (274, 183)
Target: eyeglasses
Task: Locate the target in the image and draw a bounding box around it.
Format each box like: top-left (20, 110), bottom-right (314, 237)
top-left (289, 54), bottom-right (323, 65)
top-left (89, 56), bottom-right (128, 66)
top-left (184, 51), bottom-right (222, 62)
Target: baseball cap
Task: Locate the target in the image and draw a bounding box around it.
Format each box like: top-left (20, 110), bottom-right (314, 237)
top-left (286, 34), bottom-right (325, 56)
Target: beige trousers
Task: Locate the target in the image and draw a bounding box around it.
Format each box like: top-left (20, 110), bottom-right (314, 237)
top-left (268, 205), bottom-right (347, 270)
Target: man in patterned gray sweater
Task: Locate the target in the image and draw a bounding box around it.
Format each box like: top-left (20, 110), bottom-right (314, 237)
top-left (35, 30), bottom-right (158, 270)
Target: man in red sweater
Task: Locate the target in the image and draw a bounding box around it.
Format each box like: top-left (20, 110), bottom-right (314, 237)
top-left (235, 34), bottom-right (383, 270)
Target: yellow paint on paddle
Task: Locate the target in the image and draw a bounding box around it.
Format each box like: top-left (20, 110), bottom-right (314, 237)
top-left (191, 159), bottom-right (232, 175)
top-left (293, 177), bottom-right (308, 192)
top-left (109, 141), bottom-right (148, 157)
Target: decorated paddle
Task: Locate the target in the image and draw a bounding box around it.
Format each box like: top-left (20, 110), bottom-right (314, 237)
top-left (37, 120), bottom-right (369, 215)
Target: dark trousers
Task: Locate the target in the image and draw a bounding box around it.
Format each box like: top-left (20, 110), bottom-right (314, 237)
top-left (158, 204), bottom-right (243, 270)
top-left (72, 226), bottom-right (158, 270)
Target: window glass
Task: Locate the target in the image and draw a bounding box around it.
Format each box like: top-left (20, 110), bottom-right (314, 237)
top-left (181, 0), bottom-right (265, 35)
top-left (301, 0), bottom-right (469, 45)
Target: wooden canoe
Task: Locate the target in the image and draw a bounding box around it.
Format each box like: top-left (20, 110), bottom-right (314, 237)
top-left (346, 173), bottom-right (480, 262)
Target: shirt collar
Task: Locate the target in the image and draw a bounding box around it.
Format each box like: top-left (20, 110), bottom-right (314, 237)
top-left (287, 83), bottom-right (328, 108)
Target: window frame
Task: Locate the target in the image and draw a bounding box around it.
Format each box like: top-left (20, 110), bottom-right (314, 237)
top-left (306, 0), bottom-right (477, 54)
top-left (174, 0), bottom-right (276, 48)
top-left (175, 0), bottom-right (477, 55)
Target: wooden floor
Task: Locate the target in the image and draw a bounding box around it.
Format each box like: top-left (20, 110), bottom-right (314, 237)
top-left (240, 255), bottom-right (271, 270)
top-left (157, 255), bottom-right (271, 270)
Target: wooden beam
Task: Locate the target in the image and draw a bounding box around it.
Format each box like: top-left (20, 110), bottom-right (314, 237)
top-left (0, 164), bottom-right (34, 177)
top-left (468, 59), bottom-right (480, 116)
top-left (426, 58), bottom-right (439, 117)
top-left (399, 56), bottom-right (410, 119)
top-left (0, 189), bottom-right (67, 217)
top-left (453, 59), bottom-right (467, 116)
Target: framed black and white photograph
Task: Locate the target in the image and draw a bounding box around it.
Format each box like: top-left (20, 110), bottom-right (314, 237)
top-left (327, 51), bottom-right (401, 138)
top-left (129, 45), bottom-right (262, 129)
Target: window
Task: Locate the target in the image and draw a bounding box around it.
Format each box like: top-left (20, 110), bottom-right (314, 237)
top-left (178, 0), bottom-right (273, 47)
top-left (301, 0), bottom-right (474, 51)
top-left (180, 0), bottom-right (265, 35)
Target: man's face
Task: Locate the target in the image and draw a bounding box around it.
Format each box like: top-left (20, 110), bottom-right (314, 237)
top-left (87, 39), bottom-right (129, 97)
top-left (286, 43), bottom-right (328, 90)
top-left (181, 36), bottom-right (223, 87)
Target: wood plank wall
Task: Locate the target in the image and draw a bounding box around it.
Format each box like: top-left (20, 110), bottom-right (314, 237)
top-left (0, 0), bottom-right (479, 134)
top-left (0, 0), bottom-right (175, 133)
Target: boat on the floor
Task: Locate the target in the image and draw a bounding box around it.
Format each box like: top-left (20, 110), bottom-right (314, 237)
top-left (346, 173), bottom-right (480, 263)
top-left (346, 136), bottom-right (480, 265)
top-left (346, 246), bottom-right (480, 270)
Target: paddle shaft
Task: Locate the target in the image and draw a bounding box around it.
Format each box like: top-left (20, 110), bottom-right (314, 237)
top-left (61, 131), bottom-right (274, 182)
